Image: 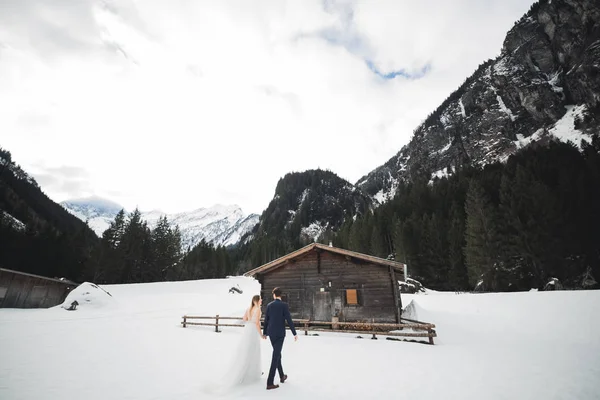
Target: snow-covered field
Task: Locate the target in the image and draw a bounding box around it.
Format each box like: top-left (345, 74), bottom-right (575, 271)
top-left (1, 278), bottom-right (599, 400)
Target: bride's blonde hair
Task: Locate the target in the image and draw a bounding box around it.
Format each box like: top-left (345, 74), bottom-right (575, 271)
top-left (250, 295), bottom-right (260, 310)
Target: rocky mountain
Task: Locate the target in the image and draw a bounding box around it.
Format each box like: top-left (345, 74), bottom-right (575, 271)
top-left (242, 169), bottom-right (372, 267)
top-left (259, 169), bottom-right (371, 240)
top-left (61, 199), bottom-right (259, 250)
top-left (358, 0), bottom-right (600, 200)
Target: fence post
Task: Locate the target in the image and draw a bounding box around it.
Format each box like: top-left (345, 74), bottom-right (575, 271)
top-left (304, 321), bottom-right (308, 336)
top-left (215, 315), bottom-right (220, 333)
top-left (428, 328), bottom-right (434, 345)
top-left (183, 316), bottom-right (187, 328)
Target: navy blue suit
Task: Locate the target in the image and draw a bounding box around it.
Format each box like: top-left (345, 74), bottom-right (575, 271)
top-left (263, 299), bottom-right (297, 385)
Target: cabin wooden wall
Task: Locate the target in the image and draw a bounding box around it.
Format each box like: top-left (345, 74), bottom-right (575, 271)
top-left (0, 269), bottom-right (74, 308)
top-left (258, 249), bottom-right (402, 323)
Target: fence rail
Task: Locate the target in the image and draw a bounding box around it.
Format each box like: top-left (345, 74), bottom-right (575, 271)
top-left (181, 315), bottom-right (437, 344)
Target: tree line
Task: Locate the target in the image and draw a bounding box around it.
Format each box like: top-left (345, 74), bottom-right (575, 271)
top-left (3, 139), bottom-right (599, 292)
top-left (82, 209), bottom-right (235, 284)
top-left (333, 140), bottom-right (600, 291)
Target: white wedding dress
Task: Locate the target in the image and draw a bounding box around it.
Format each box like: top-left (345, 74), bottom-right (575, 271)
top-left (228, 307), bottom-right (262, 386)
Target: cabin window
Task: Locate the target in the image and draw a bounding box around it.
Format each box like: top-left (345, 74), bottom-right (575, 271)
top-left (345, 289), bottom-right (359, 305)
top-left (0, 287), bottom-right (7, 299)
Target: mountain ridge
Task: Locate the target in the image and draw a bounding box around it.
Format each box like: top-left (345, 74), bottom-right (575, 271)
top-left (61, 198), bottom-right (259, 249)
top-left (357, 0), bottom-right (600, 199)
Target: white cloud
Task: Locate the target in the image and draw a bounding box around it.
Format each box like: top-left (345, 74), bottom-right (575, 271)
top-left (0, 0), bottom-right (532, 214)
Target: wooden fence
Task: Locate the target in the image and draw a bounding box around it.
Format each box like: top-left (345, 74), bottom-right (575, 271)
top-left (181, 315), bottom-right (437, 345)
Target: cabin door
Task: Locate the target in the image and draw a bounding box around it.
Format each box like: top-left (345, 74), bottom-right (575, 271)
top-left (313, 291), bottom-right (332, 321)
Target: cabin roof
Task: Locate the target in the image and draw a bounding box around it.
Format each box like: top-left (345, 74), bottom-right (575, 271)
top-left (0, 267), bottom-right (78, 285)
top-left (244, 243), bottom-right (406, 277)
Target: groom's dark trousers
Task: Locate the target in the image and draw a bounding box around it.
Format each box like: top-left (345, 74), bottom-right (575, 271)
top-left (263, 298), bottom-right (297, 386)
top-left (268, 336), bottom-right (285, 385)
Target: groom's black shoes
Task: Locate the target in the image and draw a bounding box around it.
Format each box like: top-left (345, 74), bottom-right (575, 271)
top-left (267, 384), bottom-right (280, 390)
top-left (280, 375), bottom-right (288, 383)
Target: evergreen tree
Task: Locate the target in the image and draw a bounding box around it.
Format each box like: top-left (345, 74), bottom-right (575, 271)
top-left (464, 180), bottom-right (499, 289)
top-left (448, 202), bottom-right (469, 290)
top-left (422, 213), bottom-right (449, 289)
top-left (348, 218), bottom-right (366, 253)
top-left (370, 225), bottom-right (387, 258)
top-left (119, 209), bottom-right (151, 283)
top-left (150, 216), bottom-right (181, 282)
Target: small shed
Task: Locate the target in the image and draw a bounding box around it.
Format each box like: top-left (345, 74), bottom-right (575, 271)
top-left (245, 243), bottom-right (405, 324)
top-left (0, 267), bottom-right (77, 308)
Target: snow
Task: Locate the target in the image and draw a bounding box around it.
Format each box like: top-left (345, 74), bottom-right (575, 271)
top-left (548, 71), bottom-right (564, 95)
top-left (300, 222), bottom-right (327, 242)
top-left (432, 139), bottom-right (453, 156)
top-left (429, 167), bottom-right (450, 183)
top-left (1, 278), bottom-right (599, 400)
top-left (514, 128), bottom-right (545, 150)
top-left (373, 188), bottom-right (387, 204)
top-left (60, 282), bottom-right (116, 310)
top-left (439, 113), bottom-right (451, 128)
top-left (221, 214), bottom-right (260, 247)
top-left (62, 198), bottom-right (126, 237)
top-left (62, 200), bottom-right (258, 248)
top-left (493, 57), bottom-right (510, 75)
top-left (496, 94), bottom-right (516, 121)
top-left (458, 98), bottom-right (466, 117)
top-left (1, 211), bottom-right (25, 231)
top-left (515, 105), bottom-right (593, 151)
top-left (548, 105), bottom-right (592, 149)
top-left (298, 189), bottom-right (309, 205)
top-left (373, 173), bottom-right (399, 205)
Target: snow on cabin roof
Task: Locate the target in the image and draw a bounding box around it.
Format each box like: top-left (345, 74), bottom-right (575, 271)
top-left (244, 243), bottom-right (406, 277)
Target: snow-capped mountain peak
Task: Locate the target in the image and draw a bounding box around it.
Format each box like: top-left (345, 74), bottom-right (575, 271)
top-left (141, 204), bottom-right (257, 249)
top-left (61, 198), bottom-right (258, 249)
top-left (61, 196), bottom-right (123, 236)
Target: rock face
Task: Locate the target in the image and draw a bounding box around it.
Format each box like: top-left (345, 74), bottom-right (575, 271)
top-left (358, 0), bottom-right (600, 199)
top-left (254, 169), bottom-right (371, 244)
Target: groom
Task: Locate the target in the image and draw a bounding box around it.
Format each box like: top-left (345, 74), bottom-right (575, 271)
top-left (262, 287), bottom-right (298, 390)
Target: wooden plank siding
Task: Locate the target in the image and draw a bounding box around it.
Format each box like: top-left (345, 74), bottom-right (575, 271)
top-left (257, 248), bottom-right (403, 324)
top-left (0, 268), bottom-right (76, 308)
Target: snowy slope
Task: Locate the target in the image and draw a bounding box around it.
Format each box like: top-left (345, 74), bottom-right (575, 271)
top-left (143, 205), bottom-right (259, 249)
top-left (61, 196), bottom-right (123, 236)
top-left (61, 198), bottom-right (258, 248)
top-left (514, 105), bottom-right (594, 151)
top-left (1, 211), bottom-right (26, 231)
top-left (1, 278), bottom-right (598, 400)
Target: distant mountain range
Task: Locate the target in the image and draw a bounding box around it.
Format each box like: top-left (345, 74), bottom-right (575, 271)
top-left (61, 198), bottom-right (259, 249)
top-left (59, 197), bottom-right (123, 236)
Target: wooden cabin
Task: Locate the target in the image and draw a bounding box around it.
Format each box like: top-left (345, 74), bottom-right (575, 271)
top-left (245, 243), bottom-right (405, 324)
top-left (0, 267), bottom-right (77, 308)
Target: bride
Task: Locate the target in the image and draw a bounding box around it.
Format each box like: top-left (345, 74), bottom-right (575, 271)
top-left (228, 295), bottom-right (263, 386)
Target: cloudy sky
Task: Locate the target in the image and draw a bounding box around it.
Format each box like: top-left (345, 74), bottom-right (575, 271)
top-left (0, 0), bottom-right (532, 214)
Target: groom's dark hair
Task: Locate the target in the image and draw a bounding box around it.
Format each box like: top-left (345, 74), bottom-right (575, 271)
top-left (272, 287), bottom-right (282, 297)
